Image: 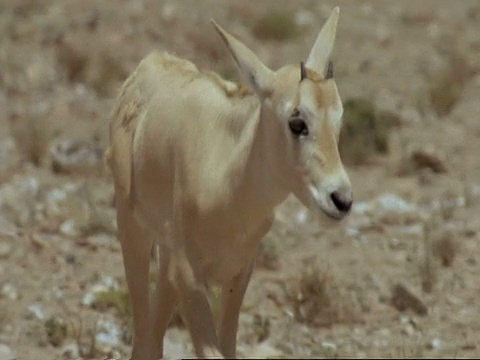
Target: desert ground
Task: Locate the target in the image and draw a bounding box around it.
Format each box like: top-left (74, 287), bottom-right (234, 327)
top-left (0, 0), bottom-right (480, 359)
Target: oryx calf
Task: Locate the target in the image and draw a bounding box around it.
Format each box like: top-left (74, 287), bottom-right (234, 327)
top-left (108, 7), bottom-right (352, 359)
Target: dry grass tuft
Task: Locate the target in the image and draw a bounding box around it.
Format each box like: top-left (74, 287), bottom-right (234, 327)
top-left (429, 53), bottom-right (472, 117)
top-left (91, 289), bottom-right (131, 320)
top-left (44, 316), bottom-right (68, 347)
top-left (55, 36), bottom-right (128, 97)
top-left (252, 313), bottom-right (271, 343)
top-left (339, 98), bottom-right (400, 165)
top-left (256, 237), bottom-right (281, 271)
top-left (8, 111), bottom-right (57, 166)
top-left (287, 258), bottom-right (362, 327)
top-left (420, 219), bottom-right (438, 293)
top-left (432, 232), bottom-right (459, 267)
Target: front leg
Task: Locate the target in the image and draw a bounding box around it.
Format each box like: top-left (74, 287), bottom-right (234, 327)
top-left (174, 258), bottom-right (223, 358)
top-left (217, 261), bottom-right (255, 358)
top-left (217, 217), bottom-right (273, 358)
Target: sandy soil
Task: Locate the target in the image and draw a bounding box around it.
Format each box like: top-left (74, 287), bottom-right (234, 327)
top-left (0, 0), bottom-right (480, 359)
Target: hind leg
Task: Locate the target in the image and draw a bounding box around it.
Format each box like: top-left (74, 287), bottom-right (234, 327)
top-left (150, 244), bottom-right (178, 359)
top-left (116, 199), bottom-right (154, 360)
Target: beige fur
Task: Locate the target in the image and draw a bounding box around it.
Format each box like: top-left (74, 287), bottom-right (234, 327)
top-left (108, 7), bottom-right (352, 359)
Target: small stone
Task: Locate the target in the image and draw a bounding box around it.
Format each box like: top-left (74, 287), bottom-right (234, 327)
top-left (1, 282), bottom-right (18, 300)
top-left (391, 283), bottom-right (428, 315)
top-left (86, 233), bottom-right (117, 250)
top-left (321, 341), bottom-right (337, 351)
top-left (295, 209), bottom-right (308, 224)
top-left (28, 303), bottom-right (46, 320)
top-left (95, 319), bottom-right (121, 353)
top-left (402, 323), bottom-right (415, 336)
top-left (428, 338), bottom-right (442, 350)
top-left (59, 219), bottom-right (79, 237)
top-left (411, 147), bottom-right (447, 173)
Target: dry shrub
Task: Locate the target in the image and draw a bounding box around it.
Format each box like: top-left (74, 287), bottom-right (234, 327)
top-left (252, 10), bottom-right (299, 41)
top-left (44, 316), bottom-right (68, 347)
top-left (421, 219), bottom-right (438, 293)
top-left (252, 313), bottom-right (270, 343)
top-left (8, 111), bottom-right (58, 166)
top-left (256, 236), bottom-right (281, 271)
top-left (55, 36), bottom-right (129, 97)
top-left (68, 316), bottom-right (102, 359)
top-left (91, 289), bottom-right (131, 320)
top-left (431, 232), bottom-right (459, 267)
top-left (287, 258), bottom-right (362, 327)
top-left (339, 98), bottom-right (401, 165)
top-left (429, 53), bottom-right (472, 117)
top-left (391, 283), bottom-right (428, 315)
top-left (420, 216), bottom-right (460, 294)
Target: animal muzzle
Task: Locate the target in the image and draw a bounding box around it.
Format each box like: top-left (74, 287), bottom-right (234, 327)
top-left (330, 187), bottom-right (353, 214)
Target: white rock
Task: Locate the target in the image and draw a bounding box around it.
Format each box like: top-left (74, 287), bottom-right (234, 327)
top-left (431, 338), bottom-right (442, 350)
top-left (28, 303), bottom-right (46, 320)
top-left (321, 341), bottom-right (337, 351)
top-left (59, 219), bottom-right (79, 237)
top-left (95, 319), bottom-right (121, 351)
top-left (352, 201), bottom-right (372, 215)
top-left (86, 233), bottom-right (117, 249)
top-left (375, 194), bottom-right (416, 213)
top-left (1, 282), bottom-right (18, 300)
top-left (295, 209), bottom-right (308, 224)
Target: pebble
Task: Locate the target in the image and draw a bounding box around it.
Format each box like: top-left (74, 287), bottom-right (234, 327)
top-left (86, 233), bottom-right (117, 250)
top-left (28, 303), bottom-right (46, 320)
top-left (391, 283), bottom-right (428, 315)
top-left (1, 282), bottom-right (18, 300)
top-left (430, 338), bottom-right (442, 350)
top-left (59, 219), bottom-right (79, 237)
top-left (95, 319), bottom-right (121, 352)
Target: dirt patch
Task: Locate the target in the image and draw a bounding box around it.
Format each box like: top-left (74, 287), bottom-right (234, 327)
top-left (0, 0), bottom-right (479, 359)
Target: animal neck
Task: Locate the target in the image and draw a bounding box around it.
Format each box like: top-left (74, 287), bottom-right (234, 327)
top-left (226, 96), bottom-right (290, 221)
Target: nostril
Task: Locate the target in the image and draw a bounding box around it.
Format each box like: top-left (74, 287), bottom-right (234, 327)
top-left (330, 191), bottom-right (352, 213)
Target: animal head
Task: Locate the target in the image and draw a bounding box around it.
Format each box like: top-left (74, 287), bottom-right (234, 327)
top-left (213, 7), bottom-right (352, 220)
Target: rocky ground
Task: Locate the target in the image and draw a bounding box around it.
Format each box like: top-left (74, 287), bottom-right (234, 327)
top-left (0, 0), bottom-right (480, 359)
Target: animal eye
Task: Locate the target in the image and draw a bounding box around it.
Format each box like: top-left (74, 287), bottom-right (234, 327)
top-left (288, 118), bottom-right (309, 137)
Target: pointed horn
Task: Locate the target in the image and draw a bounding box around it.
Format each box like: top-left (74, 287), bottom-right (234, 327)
top-left (306, 7), bottom-right (340, 76)
top-left (300, 61), bottom-right (307, 81)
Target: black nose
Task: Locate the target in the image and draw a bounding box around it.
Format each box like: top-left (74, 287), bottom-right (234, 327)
top-left (330, 191), bottom-right (353, 213)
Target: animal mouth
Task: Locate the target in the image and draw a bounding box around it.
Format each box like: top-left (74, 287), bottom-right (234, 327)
top-left (308, 184), bottom-right (346, 220)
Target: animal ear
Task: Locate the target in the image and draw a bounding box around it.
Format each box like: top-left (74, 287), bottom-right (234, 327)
top-left (212, 20), bottom-right (274, 97)
top-left (306, 7), bottom-right (340, 78)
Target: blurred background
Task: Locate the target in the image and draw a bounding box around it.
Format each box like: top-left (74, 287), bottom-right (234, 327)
top-left (0, 0), bottom-right (479, 358)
